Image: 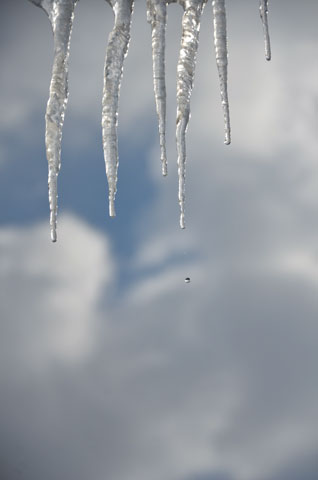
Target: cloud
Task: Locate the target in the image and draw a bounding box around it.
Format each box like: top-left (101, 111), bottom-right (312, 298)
top-left (1, 210), bottom-right (318, 480)
top-left (1, 2), bottom-right (318, 480)
top-left (0, 213), bottom-right (114, 369)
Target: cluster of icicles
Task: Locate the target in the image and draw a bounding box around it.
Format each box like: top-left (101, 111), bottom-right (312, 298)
top-left (29, 0), bottom-right (271, 242)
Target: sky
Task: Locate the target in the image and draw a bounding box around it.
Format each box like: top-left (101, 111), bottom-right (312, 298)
top-left (0, 1), bottom-right (318, 480)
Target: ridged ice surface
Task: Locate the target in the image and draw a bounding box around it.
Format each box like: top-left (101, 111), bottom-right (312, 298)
top-left (175, 0), bottom-right (207, 229)
top-left (212, 0), bottom-right (230, 145)
top-left (102, 0), bottom-right (134, 218)
top-left (147, 0), bottom-right (168, 176)
top-left (259, 0), bottom-right (271, 61)
top-left (28, 0), bottom-right (276, 239)
top-left (29, 0), bottom-right (77, 242)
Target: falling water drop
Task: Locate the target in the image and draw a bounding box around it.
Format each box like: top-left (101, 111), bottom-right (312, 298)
top-left (184, 277), bottom-right (191, 283)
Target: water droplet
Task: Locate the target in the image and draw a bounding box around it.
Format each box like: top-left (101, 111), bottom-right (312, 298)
top-left (184, 277), bottom-right (190, 283)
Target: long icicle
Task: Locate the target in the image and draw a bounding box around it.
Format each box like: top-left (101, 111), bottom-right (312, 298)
top-left (29, 0), bottom-right (78, 242)
top-left (212, 0), bottom-right (231, 145)
top-left (102, 0), bottom-right (134, 218)
top-left (259, 0), bottom-right (271, 61)
top-left (147, 0), bottom-right (168, 176)
top-left (176, 0), bottom-right (207, 229)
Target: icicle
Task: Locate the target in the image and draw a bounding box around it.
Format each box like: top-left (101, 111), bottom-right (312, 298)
top-left (27, 1), bottom-right (275, 239)
top-left (29, 0), bottom-right (77, 242)
top-left (259, 0), bottom-right (271, 61)
top-left (176, 0), bottom-right (207, 229)
top-left (212, 0), bottom-right (231, 145)
top-left (102, 0), bottom-right (134, 218)
top-left (147, 0), bottom-right (168, 176)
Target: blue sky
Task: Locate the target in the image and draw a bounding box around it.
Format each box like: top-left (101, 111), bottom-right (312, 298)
top-left (1, 1), bottom-right (318, 480)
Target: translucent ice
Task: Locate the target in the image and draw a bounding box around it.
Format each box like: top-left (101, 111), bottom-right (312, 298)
top-left (102, 0), bottom-right (134, 218)
top-left (175, 0), bottom-right (207, 229)
top-left (29, 0), bottom-right (78, 242)
top-left (147, 0), bottom-right (168, 176)
top-left (212, 0), bottom-right (231, 145)
top-left (259, 0), bottom-right (271, 61)
top-left (27, 1), bottom-right (277, 239)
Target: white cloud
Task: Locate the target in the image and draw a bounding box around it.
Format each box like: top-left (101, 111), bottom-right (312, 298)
top-left (0, 211), bottom-right (318, 480)
top-left (1, 2), bottom-right (318, 480)
top-left (0, 213), bottom-right (114, 369)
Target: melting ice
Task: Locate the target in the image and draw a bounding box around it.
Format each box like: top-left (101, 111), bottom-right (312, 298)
top-left (29, 0), bottom-right (78, 242)
top-left (259, 0), bottom-right (271, 61)
top-left (28, 0), bottom-right (271, 241)
top-left (102, 0), bottom-right (134, 218)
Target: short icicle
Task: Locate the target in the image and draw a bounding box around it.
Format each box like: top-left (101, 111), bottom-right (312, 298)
top-left (147, 0), bottom-right (168, 176)
top-left (176, 0), bottom-right (207, 229)
top-left (212, 0), bottom-right (231, 145)
top-left (102, 0), bottom-right (134, 218)
top-left (259, 0), bottom-right (271, 61)
top-left (28, 0), bottom-right (78, 242)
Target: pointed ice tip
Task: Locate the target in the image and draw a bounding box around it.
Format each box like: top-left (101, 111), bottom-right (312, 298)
top-left (109, 201), bottom-right (116, 218)
top-left (161, 150), bottom-right (167, 176)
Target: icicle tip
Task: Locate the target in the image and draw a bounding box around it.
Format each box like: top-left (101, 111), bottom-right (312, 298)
top-left (224, 134), bottom-right (231, 145)
top-left (109, 200), bottom-right (116, 218)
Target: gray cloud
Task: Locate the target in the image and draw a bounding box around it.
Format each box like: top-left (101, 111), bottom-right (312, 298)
top-left (1, 1), bottom-right (318, 480)
top-left (1, 209), bottom-right (317, 480)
